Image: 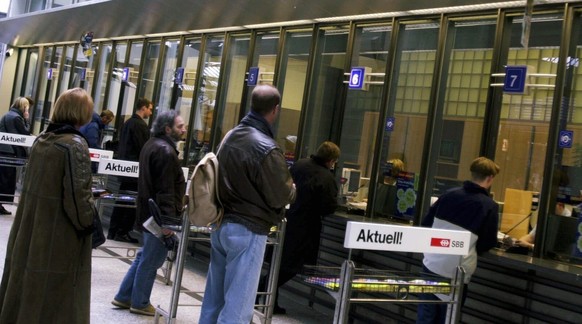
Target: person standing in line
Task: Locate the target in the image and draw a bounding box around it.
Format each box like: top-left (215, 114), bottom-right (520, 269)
top-left (80, 109), bottom-right (114, 149)
top-left (199, 84), bottom-right (296, 323)
top-left (273, 141), bottom-right (340, 314)
top-left (111, 110), bottom-right (186, 316)
top-left (0, 88), bottom-right (95, 323)
top-left (108, 98), bottom-right (153, 243)
top-left (0, 97), bottom-right (33, 215)
top-left (80, 109), bottom-right (115, 173)
top-left (417, 157), bottom-right (500, 324)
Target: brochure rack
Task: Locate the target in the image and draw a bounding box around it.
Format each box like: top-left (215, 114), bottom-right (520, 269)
top-left (312, 221), bottom-right (471, 324)
top-left (154, 212), bottom-right (287, 324)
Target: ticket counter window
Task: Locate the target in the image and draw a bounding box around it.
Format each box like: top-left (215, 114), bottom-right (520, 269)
top-left (371, 21), bottom-right (439, 222)
top-left (338, 23), bottom-right (391, 212)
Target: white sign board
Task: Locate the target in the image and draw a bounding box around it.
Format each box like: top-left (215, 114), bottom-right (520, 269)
top-left (182, 167), bottom-right (189, 181)
top-left (97, 158), bottom-right (139, 178)
top-left (344, 221), bottom-right (471, 256)
top-left (88, 148), bottom-right (114, 162)
top-left (0, 132), bottom-right (36, 147)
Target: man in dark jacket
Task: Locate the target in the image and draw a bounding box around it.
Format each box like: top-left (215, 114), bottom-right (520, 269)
top-left (199, 85), bottom-right (296, 324)
top-left (108, 98), bottom-right (152, 242)
top-left (0, 97), bottom-right (32, 215)
top-left (274, 141), bottom-right (340, 314)
top-left (80, 109), bottom-right (114, 172)
top-left (80, 109), bottom-right (114, 149)
top-left (417, 156), bottom-right (500, 324)
top-left (111, 110), bottom-right (185, 316)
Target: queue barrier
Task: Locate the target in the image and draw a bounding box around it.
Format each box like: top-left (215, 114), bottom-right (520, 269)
top-left (154, 209), bottom-right (287, 324)
top-left (0, 132), bottom-right (36, 204)
top-left (314, 221), bottom-right (472, 324)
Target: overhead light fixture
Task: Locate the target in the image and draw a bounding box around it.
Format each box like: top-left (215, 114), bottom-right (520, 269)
top-left (243, 19), bottom-right (315, 29)
top-left (189, 26), bottom-right (246, 34)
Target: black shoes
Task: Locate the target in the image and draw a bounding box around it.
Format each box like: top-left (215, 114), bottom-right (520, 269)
top-left (114, 233), bottom-right (139, 243)
top-left (273, 304), bottom-right (286, 315)
top-left (0, 205), bottom-right (11, 215)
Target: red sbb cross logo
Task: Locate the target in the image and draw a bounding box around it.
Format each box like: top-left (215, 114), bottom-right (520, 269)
top-left (90, 153), bottom-right (100, 159)
top-left (430, 238), bottom-right (450, 247)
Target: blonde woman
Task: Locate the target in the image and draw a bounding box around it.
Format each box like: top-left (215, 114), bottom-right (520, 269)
top-left (0, 97), bottom-right (32, 215)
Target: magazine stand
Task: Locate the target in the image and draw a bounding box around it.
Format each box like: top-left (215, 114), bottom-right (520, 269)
top-left (301, 221), bottom-right (471, 324)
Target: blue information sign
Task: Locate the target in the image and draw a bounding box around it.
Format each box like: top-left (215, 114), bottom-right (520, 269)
top-left (248, 67), bottom-right (259, 86)
top-left (175, 67), bottom-right (184, 84)
top-left (503, 66), bottom-right (527, 94)
top-left (385, 117), bottom-right (395, 132)
top-left (80, 68), bottom-right (86, 81)
top-left (559, 130), bottom-right (573, 148)
top-left (349, 67), bottom-right (365, 89)
top-left (47, 68), bottom-right (53, 80)
top-left (122, 67), bottom-right (130, 82)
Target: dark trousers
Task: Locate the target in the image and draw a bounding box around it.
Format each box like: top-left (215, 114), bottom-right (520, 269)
top-left (416, 265), bottom-right (468, 324)
top-left (0, 164), bottom-right (17, 204)
top-left (108, 180), bottom-right (137, 238)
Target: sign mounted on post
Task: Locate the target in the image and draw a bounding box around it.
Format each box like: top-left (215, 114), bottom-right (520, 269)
top-left (559, 130), bottom-right (573, 148)
top-left (503, 66), bottom-right (527, 94)
top-left (122, 67), bottom-right (130, 82)
top-left (247, 67), bottom-right (259, 86)
top-left (349, 67), bottom-right (366, 90)
top-left (175, 67), bottom-right (184, 85)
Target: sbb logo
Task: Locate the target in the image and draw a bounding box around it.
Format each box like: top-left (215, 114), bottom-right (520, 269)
top-left (430, 238), bottom-right (450, 247)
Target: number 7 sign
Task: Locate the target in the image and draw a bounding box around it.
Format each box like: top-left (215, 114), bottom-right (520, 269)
top-left (503, 66), bottom-right (527, 94)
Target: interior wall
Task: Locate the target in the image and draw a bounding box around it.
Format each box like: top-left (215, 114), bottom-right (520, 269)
top-left (0, 50), bottom-right (17, 114)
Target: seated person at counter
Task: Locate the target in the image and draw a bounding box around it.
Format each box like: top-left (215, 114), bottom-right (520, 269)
top-left (374, 159), bottom-right (404, 217)
top-left (516, 202), bottom-right (572, 250)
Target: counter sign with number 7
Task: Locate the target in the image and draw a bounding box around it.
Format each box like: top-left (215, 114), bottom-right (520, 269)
top-left (503, 66), bottom-right (527, 94)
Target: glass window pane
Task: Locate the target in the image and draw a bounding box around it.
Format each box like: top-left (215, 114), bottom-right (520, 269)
top-left (214, 34), bottom-right (249, 144)
top-left (186, 36), bottom-right (224, 167)
top-left (72, 43), bottom-right (95, 90)
top-left (32, 46), bottom-right (53, 133)
top-left (177, 38), bottom-right (201, 162)
top-left (371, 21), bottom-right (440, 221)
top-left (107, 42), bottom-right (127, 115)
top-left (277, 29), bottom-right (313, 165)
top-left (59, 46), bottom-right (74, 92)
top-left (494, 14), bottom-right (563, 242)
top-left (301, 25), bottom-right (349, 159)
top-left (93, 43), bottom-right (112, 113)
top-left (157, 38), bottom-right (180, 112)
top-left (243, 31), bottom-right (280, 112)
top-left (139, 41), bottom-right (161, 105)
top-left (338, 23), bottom-right (391, 211)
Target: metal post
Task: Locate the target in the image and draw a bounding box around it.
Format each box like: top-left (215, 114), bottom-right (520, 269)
top-left (334, 260), bottom-right (355, 324)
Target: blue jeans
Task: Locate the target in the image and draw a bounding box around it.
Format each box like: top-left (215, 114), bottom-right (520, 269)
top-left (199, 222), bottom-right (267, 324)
top-left (114, 232), bottom-right (168, 308)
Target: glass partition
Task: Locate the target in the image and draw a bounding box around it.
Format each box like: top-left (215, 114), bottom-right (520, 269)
top-left (157, 38), bottom-right (180, 111)
top-left (59, 45), bottom-right (74, 92)
top-left (107, 42), bottom-right (128, 114)
top-left (72, 43), bottom-right (95, 90)
top-left (32, 46), bottom-right (53, 133)
top-left (139, 40), bottom-right (161, 107)
top-left (300, 25), bottom-right (349, 159)
top-left (494, 14), bottom-right (563, 242)
top-left (275, 29), bottom-right (313, 165)
top-left (214, 34), bottom-right (250, 144)
top-left (93, 42), bottom-right (112, 112)
top-left (371, 21), bottom-right (440, 221)
top-left (427, 18), bottom-right (498, 204)
top-left (185, 35), bottom-right (224, 168)
top-left (244, 31), bottom-right (280, 112)
top-left (337, 23), bottom-right (391, 211)
top-left (177, 37), bottom-right (202, 161)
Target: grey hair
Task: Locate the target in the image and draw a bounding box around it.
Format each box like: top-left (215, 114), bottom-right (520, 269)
top-left (151, 110), bottom-right (179, 136)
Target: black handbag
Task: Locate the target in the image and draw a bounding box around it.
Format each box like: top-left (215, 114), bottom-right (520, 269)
top-left (92, 206), bottom-right (106, 249)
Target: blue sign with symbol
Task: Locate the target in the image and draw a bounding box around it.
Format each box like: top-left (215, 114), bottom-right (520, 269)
top-left (559, 130), bottom-right (573, 148)
top-left (503, 66), bottom-right (527, 94)
top-left (47, 68), bottom-right (53, 80)
top-left (175, 67), bottom-right (184, 84)
top-left (248, 67), bottom-right (259, 86)
top-left (122, 68), bottom-right (130, 82)
top-left (349, 67), bottom-right (365, 89)
top-left (385, 117), bottom-right (395, 132)
top-left (80, 68), bottom-right (86, 81)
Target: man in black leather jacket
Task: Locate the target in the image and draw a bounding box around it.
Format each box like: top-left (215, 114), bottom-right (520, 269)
top-left (199, 85), bottom-right (296, 324)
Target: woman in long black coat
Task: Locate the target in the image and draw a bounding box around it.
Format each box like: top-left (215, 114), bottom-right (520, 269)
top-left (275, 141), bottom-right (340, 314)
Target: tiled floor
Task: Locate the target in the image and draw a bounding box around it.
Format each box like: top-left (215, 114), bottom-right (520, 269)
top-left (0, 204), bottom-right (334, 323)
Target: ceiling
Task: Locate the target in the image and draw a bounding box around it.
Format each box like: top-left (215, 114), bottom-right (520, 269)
top-left (0, 0), bottom-right (537, 47)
